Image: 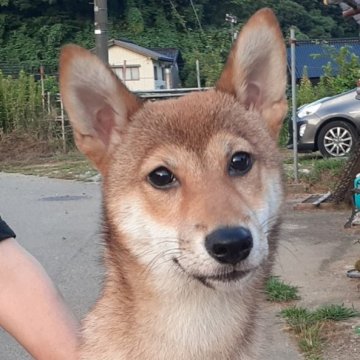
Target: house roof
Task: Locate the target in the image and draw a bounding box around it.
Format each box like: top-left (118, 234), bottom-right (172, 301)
top-left (149, 47), bottom-right (180, 62)
top-left (107, 39), bottom-right (173, 62)
top-left (286, 38), bottom-right (360, 80)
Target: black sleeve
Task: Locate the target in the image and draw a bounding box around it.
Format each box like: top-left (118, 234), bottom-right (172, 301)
top-left (0, 216), bottom-right (16, 241)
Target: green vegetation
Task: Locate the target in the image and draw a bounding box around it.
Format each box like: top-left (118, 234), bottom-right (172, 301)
top-left (283, 154), bottom-right (346, 192)
top-left (314, 304), bottom-right (360, 322)
top-left (355, 326), bottom-right (360, 335)
top-left (0, 70), bottom-right (58, 133)
top-left (265, 276), bottom-right (359, 360)
top-left (297, 47), bottom-right (360, 108)
top-left (0, 161), bottom-right (97, 180)
top-left (265, 276), bottom-right (300, 302)
top-left (0, 151), bottom-right (96, 180)
top-left (281, 305), bottom-right (360, 359)
top-left (0, 70), bottom-right (64, 149)
top-left (0, 0), bottom-right (359, 157)
top-left (282, 304), bottom-right (360, 323)
top-left (0, 0), bottom-right (358, 84)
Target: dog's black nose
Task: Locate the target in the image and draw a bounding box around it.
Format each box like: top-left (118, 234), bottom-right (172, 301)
top-left (205, 227), bottom-right (253, 265)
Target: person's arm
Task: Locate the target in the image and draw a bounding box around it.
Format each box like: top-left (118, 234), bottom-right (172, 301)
top-left (0, 237), bottom-right (79, 360)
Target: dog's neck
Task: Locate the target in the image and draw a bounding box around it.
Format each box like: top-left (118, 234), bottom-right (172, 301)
top-left (86, 239), bottom-right (265, 359)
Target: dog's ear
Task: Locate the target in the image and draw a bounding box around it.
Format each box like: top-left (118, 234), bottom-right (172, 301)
top-left (59, 45), bottom-right (142, 174)
top-left (216, 8), bottom-right (287, 139)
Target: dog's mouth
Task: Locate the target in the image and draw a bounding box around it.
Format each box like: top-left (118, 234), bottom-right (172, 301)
top-left (172, 258), bottom-right (254, 286)
top-left (204, 269), bottom-right (251, 282)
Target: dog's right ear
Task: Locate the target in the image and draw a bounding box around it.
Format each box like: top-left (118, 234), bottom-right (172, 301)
top-left (59, 45), bottom-right (142, 174)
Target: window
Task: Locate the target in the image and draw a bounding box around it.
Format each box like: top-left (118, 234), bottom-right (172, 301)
top-left (161, 67), bottom-right (165, 81)
top-left (126, 67), bottom-right (139, 80)
top-left (112, 66), bottom-right (140, 81)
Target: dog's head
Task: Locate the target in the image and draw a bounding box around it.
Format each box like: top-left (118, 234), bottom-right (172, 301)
top-left (60, 8), bottom-right (287, 291)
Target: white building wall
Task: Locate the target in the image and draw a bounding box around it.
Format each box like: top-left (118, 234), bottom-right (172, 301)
top-left (108, 46), bottom-right (156, 91)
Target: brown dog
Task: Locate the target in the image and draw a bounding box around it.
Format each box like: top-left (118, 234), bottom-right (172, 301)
top-left (60, 8), bottom-right (287, 360)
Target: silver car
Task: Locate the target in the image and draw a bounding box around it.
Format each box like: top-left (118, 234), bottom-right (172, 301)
top-left (296, 89), bottom-right (360, 157)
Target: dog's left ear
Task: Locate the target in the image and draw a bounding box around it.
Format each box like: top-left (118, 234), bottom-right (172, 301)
top-left (216, 8), bottom-right (287, 139)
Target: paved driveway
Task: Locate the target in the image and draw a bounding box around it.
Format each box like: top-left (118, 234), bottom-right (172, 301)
top-left (0, 172), bottom-right (303, 359)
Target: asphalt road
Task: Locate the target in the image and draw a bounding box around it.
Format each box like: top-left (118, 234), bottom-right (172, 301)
top-left (0, 172), bottom-right (302, 360)
top-left (0, 173), bottom-right (103, 360)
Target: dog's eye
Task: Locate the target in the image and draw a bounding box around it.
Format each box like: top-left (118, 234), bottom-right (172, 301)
top-left (148, 166), bottom-right (176, 189)
top-left (228, 152), bottom-right (252, 176)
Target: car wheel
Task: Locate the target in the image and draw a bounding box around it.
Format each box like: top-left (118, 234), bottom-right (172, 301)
top-left (317, 121), bottom-right (357, 157)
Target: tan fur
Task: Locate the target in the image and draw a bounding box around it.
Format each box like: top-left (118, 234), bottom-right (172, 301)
top-left (60, 8), bottom-right (287, 360)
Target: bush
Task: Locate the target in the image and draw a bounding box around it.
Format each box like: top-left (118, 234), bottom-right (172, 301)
top-left (298, 66), bottom-right (315, 106)
top-left (0, 71), bottom-right (60, 143)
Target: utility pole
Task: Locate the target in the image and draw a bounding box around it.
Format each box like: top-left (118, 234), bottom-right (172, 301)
top-left (225, 14), bottom-right (238, 42)
top-left (196, 59), bottom-right (201, 88)
top-left (290, 27), bottom-right (299, 182)
top-left (40, 65), bottom-right (45, 111)
top-left (94, 0), bottom-right (108, 64)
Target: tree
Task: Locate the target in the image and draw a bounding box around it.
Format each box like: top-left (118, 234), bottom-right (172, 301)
top-left (330, 141), bottom-right (360, 204)
top-left (0, 0), bottom-right (359, 85)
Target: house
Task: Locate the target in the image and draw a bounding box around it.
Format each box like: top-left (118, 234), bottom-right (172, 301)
top-left (149, 47), bottom-right (183, 90)
top-left (286, 38), bottom-right (360, 83)
top-left (105, 39), bottom-right (181, 91)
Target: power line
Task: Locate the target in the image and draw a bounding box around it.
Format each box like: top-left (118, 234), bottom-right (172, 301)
top-left (189, 0), bottom-right (204, 33)
top-left (169, 0), bottom-right (189, 33)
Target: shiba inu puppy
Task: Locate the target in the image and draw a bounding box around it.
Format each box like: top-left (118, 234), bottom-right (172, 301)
top-left (60, 7), bottom-right (287, 360)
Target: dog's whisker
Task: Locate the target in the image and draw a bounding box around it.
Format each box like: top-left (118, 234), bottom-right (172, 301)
top-left (148, 256), bottom-right (182, 273)
top-left (134, 241), bottom-right (181, 258)
top-left (141, 249), bottom-right (182, 275)
top-left (259, 215), bottom-right (279, 231)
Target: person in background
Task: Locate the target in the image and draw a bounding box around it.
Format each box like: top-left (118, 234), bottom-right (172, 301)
top-left (0, 216), bottom-right (79, 360)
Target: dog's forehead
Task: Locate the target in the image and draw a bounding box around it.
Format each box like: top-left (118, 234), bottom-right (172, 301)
top-left (127, 90), bottom-right (269, 155)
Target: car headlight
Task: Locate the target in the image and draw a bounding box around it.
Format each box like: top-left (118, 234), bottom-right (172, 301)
top-left (297, 103), bottom-right (322, 118)
top-left (299, 124), bottom-right (306, 138)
